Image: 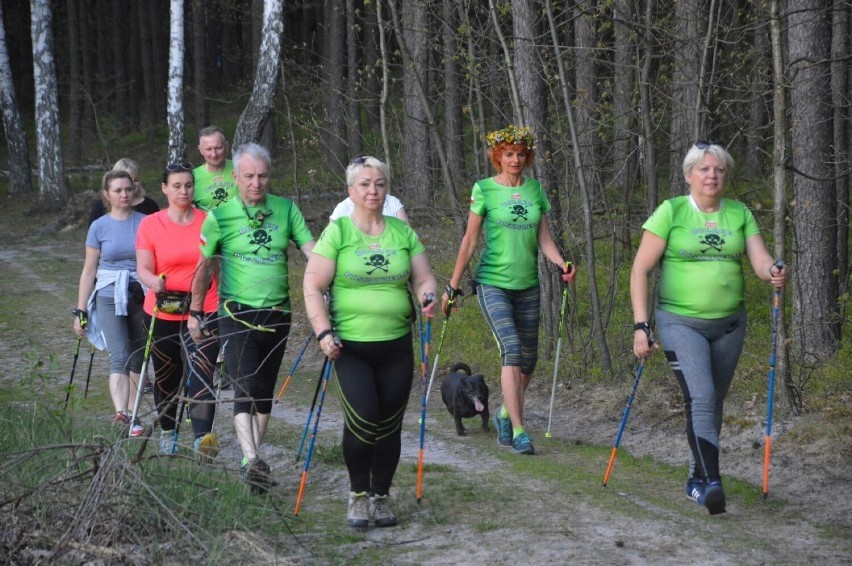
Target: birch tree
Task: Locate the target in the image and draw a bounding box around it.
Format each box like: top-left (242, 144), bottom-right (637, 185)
top-left (0, 0), bottom-right (32, 195)
top-left (234, 0), bottom-right (283, 147)
top-left (167, 0), bottom-right (186, 163)
top-left (30, 0), bottom-right (69, 205)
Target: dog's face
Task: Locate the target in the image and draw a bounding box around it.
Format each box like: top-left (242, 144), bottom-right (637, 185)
top-left (460, 374), bottom-right (488, 412)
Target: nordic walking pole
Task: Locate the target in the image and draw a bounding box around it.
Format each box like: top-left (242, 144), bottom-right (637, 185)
top-left (763, 259), bottom-right (784, 498)
top-left (415, 295), bottom-right (435, 503)
top-left (295, 357), bottom-right (328, 463)
top-left (65, 337), bottom-right (83, 411)
top-left (275, 330), bottom-right (314, 404)
top-left (83, 346), bottom-right (96, 399)
top-left (602, 347), bottom-right (652, 487)
top-left (129, 274), bottom-right (164, 437)
top-left (546, 262), bottom-right (572, 439)
top-left (294, 356), bottom-right (335, 516)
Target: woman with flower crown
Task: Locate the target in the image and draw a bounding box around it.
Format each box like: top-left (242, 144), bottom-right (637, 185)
top-left (442, 125), bottom-right (576, 455)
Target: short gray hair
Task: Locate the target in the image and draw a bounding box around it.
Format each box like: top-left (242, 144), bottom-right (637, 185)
top-left (198, 125), bottom-right (226, 143)
top-left (232, 143), bottom-right (272, 175)
top-left (345, 155), bottom-right (391, 192)
top-left (682, 142), bottom-right (735, 180)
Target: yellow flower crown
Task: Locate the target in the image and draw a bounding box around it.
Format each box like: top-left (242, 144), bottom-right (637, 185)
top-left (485, 125), bottom-right (535, 148)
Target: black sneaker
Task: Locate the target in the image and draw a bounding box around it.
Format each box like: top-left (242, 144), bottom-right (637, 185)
top-left (703, 481), bottom-right (726, 515)
top-left (245, 457), bottom-right (273, 495)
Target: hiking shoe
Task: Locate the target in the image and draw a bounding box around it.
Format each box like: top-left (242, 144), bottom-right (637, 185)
top-left (246, 457), bottom-right (273, 495)
top-left (347, 491), bottom-right (369, 528)
top-left (703, 481), bottom-right (726, 515)
top-left (130, 420), bottom-right (145, 437)
top-left (493, 414), bottom-right (513, 447)
top-left (194, 433), bottom-right (219, 464)
top-left (512, 432), bottom-right (535, 455)
top-left (159, 430), bottom-right (178, 455)
top-left (113, 411), bottom-right (130, 425)
top-left (685, 478), bottom-right (706, 506)
top-left (370, 494), bottom-right (399, 528)
top-left (143, 381), bottom-right (154, 394)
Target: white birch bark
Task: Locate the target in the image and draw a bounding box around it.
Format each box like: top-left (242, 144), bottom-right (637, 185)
top-left (0, 0), bottom-right (32, 194)
top-left (167, 0), bottom-right (186, 163)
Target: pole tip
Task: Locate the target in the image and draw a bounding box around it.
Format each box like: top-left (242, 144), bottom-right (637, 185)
top-left (545, 432), bottom-right (552, 438)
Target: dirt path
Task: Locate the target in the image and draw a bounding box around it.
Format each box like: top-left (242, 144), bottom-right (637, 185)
top-left (1, 235), bottom-right (849, 564)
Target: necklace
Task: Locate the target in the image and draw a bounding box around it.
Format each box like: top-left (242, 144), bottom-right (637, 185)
top-left (242, 200), bottom-right (273, 228)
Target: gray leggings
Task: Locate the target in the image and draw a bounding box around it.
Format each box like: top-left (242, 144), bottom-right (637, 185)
top-left (97, 288), bottom-right (146, 375)
top-left (655, 306), bottom-right (746, 483)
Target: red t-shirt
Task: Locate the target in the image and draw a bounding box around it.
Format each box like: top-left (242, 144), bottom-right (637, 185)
top-left (136, 209), bottom-right (219, 321)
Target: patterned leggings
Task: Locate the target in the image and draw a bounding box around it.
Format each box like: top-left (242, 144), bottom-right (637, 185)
top-left (476, 284), bottom-right (540, 375)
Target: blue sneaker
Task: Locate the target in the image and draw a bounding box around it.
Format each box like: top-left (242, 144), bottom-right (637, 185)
top-left (492, 414), bottom-right (512, 447)
top-left (703, 481), bottom-right (726, 515)
top-left (511, 432), bottom-right (535, 455)
top-left (685, 478), bottom-right (705, 505)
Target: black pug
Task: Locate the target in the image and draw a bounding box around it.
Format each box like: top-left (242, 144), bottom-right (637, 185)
top-left (440, 362), bottom-right (490, 436)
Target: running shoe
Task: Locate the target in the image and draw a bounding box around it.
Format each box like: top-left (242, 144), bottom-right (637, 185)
top-left (512, 432), bottom-right (535, 455)
top-left (703, 481), bottom-right (726, 515)
top-left (370, 494), bottom-right (398, 528)
top-left (347, 491), bottom-right (369, 528)
top-left (246, 457), bottom-right (273, 495)
top-left (113, 411), bottom-right (130, 425)
top-left (685, 477), bottom-right (706, 506)
top-left (159, 430), bottom-right (177, 455)
top-left (130, 420), bottom-right (145, 437)
top-left (194, 433), bottom-right (219, 464)
top-left (492, 413), bottom-right (513, 447)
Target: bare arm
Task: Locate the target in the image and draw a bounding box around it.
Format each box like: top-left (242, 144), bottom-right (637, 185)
top-left (303, 253), bottom-right (340, 359)
top-left (74, 246), bottom-right (100, 336)
top-left (410, 253), bottom-right (438, 318)
top-left (441, 211), bottom-right (483, 314)
top-left (745, 234), bottom-right (788, 288)
top-left (395, 207), bottom-right (410, 225)
top-left (630, 230), bottom-right (667, 358)
top-left (136, 249), bottom-right (164, 293)
top-left (300, 239), bottom-right (315, 259)
top-left (537, 213), bottom-right (576, 282)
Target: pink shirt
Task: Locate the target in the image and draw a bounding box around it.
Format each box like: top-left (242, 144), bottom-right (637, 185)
top-left (136, 209), bottom-right (219, 320)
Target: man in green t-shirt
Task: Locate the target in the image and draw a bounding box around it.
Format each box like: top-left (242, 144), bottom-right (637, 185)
top-left (193, 126), bottom-right (238, 211)
top-left (189, 143), bottom-right (314, 493)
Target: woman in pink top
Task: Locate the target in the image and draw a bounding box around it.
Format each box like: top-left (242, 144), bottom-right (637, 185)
top-left (136, 162), bottom-right (221, 460)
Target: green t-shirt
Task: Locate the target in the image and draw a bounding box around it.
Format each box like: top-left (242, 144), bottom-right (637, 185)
top-left (643, 196), bottom-right (761, 319)
top-left (193, 161), bottom-right (238, 211)
top-left (311, 217), bottom-right (425, 342)
top-left (469, 177), bottom-right (551, 290)
top-left (199, 194), bottom-right (314, 309)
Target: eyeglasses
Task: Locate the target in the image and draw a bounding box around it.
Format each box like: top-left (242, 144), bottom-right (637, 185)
top-left (694, 141), bottom-right (720, 149)
top-left (166, 161), bottom-right (194, 172)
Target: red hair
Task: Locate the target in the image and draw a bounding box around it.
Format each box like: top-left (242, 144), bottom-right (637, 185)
top-left (489, 143), bottom-right (535, 173)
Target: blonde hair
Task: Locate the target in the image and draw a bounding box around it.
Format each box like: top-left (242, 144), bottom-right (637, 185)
top-left (100, 170), bottom-right (134, 212)
top-left (112, 158), bottom-right (146, 198)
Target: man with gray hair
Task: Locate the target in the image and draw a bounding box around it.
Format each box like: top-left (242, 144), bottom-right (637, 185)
top-left (189, 143), bottom-right (315, 493)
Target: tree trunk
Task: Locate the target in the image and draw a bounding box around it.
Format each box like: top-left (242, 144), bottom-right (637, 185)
top-left (30, 0), bottom-right (69, 205)
top-left (167, 0), bottom-right (186, 163)
top-left (400, 0), bottom-right (431, 208)
top-left (346, 0), bottom-right (362, 156)
top-left (442, 0), bottom-right (463, 182)
top-left (111, 0), bottom-right (129, 135)
top-left (192, 0), bottom-right (209, 131)
top-left (149, 3), bottom-right (168, 123)
top-left (744, 2), bottom-right (770, 179)
top-left (363, 4), bottom-right (381, 133)
top-left (545, 0), bottom-right (612, 373)
top-left (667, 0), bottom-right (704, 195)
top-left (323, 1), bottom-right (347, 167)
top-left (138, 1), bottom-right (158, 138)
top-left (639, 0), bottom-right (658, 215)
top-left (787, 0), bottom-right (841, 364)
top-left (233, 0), bottom-right (283, 147)
top-left (66, 0), bottom-right (82, 163)
top-left (612, 0), bottom-right (636, 253)
top-left (0, 0), bottom-right (32, 195)
top-left (831, 2), bottom-right (850, 300)
top-left (79, 0), bottom-right (95, 140)
top-left (769, 0), bottom-right (795, 415)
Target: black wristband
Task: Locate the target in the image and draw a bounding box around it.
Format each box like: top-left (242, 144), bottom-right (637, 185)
top-left (72, 308), bottom-right (88, 326)
top-left (316, 329), bottom-right (333, 343)
top-left (446, 284), bottom-right (463, 300)
top-left (189, 310), bottom-right (205, 320)
top-left (634, 322), bottom-right (655, 345)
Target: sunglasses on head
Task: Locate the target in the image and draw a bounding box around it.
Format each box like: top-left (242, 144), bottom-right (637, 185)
top-left (166, 161), bottom-right (193, 172)
top-left (350, 155), bottom-right (372, 166)
top-left (694, 141), bottom-right (720, 150)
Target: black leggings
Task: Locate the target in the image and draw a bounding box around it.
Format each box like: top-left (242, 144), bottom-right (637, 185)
top-left (334, 334), bottom-right (413, 496)
top-left (146, 316), bottom-right (219, 438)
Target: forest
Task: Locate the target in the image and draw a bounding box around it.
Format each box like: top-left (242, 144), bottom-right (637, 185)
top-left (1, 0), bottom-right (849, 413)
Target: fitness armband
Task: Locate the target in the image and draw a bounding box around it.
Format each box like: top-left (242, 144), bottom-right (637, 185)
top-left (316, 329), bottom-right (333, 343)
